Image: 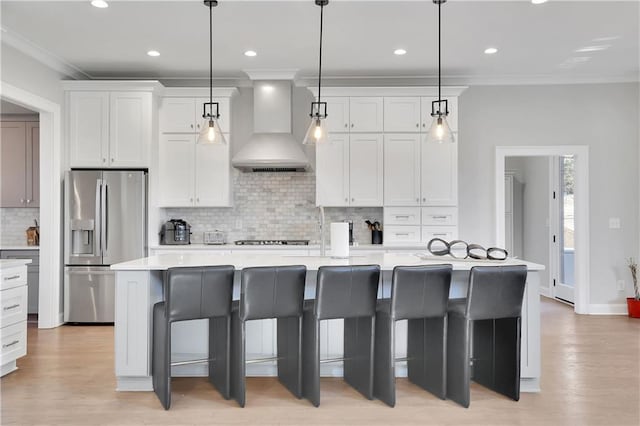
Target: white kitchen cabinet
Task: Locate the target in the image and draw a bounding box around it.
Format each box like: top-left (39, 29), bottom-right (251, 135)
top-left (383, 134), bottom-right (421, 206)
top-left (421, 97), bottom-right (458, 132)
top-left (385, 225), bottom-right (422, 245)
top-left (422, 226), bottom-right (458, 242)
top-left (160, 97), bottom-right (230, 134)
top-left (421, 135), bottom-right (458, 206)
top-left (349, 97), bottom-right (383, 132)
top-left (384, 207), bottom-right (421, 226)
top-left (323, 97), bottom-right (350, 133)
top-left (158, 134), bottom-right (231, 207)
top-left (316, 133), bottom-right (349, 207)
top-left (349, 134), bottom-right (384, 206)
top-left (0, 262), bottom-right (28, 377)
top-left (68, 90), bottom-right (152, 168)
top-left (0, 121), bottom-right (39, 208)
top-left (383, 97), bottom-right (421, 132)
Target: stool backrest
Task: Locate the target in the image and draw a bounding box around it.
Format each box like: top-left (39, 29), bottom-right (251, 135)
top-left (391, 265), bottom-right (452, 320)
top-left (166, 266), bottom-right (235, 322)
top-left (240, 265), bottom-right (307, 321)
top-left (315, 265), bottom-right (381, 320)
top-left (466, 265), bottom-right (527, 320)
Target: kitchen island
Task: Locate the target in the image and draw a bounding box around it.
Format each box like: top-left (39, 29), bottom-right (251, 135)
top-left (111, 252), bottom-right (544, 393)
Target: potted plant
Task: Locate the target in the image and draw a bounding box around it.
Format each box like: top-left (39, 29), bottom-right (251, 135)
top-left (627, 258), bottom-right (640, 318)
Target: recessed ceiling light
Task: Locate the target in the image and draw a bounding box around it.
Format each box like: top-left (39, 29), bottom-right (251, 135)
top-left (575, 45), bottom-right (610, 53)
top-left (244, 50), bottom-right (257, 57)
top-left (531, 0), bottom-right (548, 4)
top-left (147, 50), bottom-right (160, 57)
top-left (484, 47), bottom-right (498, 55)
top-left (91, 0), bottom-right (109, 8)
top-left (394, 49), bottom-right (407, 56)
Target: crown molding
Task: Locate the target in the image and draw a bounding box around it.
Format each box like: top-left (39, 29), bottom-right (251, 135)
top-left (161, 87), bottom-right (239, 98)
top-left (61, 80), bottom-right (164, 92)
top-left (1, 28), bottom-right (90, 80)
top-left (243, 69), bottom-right (299, 81)
top-left (307, 86), bottom-right (468, 97)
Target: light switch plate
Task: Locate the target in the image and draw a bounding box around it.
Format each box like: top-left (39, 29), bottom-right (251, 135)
top-left (609, 217), bottom-right (621, 229)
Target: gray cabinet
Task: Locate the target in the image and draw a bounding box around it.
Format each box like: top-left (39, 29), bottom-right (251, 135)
top-left (0, 250), bottom-right (39, 314)
top-left (0, 121), bottom-right (39, 208)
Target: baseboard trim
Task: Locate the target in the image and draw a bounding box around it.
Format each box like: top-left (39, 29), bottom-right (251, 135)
top-left (520, 378), bottom-right (540, 393)
top-left (539, 287), bottom-right (551, 298)
top-left (588, 304), bottom-right (628, 315)
top-left (116, 376), bottom-right (153, 391)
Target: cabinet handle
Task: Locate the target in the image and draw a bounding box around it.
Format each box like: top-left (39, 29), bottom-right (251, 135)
top-left (196, 123), bottom-right (200, 129)
top-left (351, 123), bottom-right (354, 128)
top-left (3, 304), bottom-right (20, 311)
top-left (395, 215), bottom-right (410, 219)
top-left (344, 123), bottom-right (348, 128)
top-left (103, 158), bottom-right (106, 163)
top-left (3, 340), bottom-right (19, 349)
top-left (395, 233), bottom-right (410, 237)
top-left (190, 124), bottom-right (194, 129)
top-left (416, 198), bottom-right (420, 202)
top-left (431, 215), bottom-right (448, 219)
top-left (422, 123), bottom-right (426, 128)
top-left (416, 123), bottom-right (419, 128)
top-left (111, 158), bottom-right (114, 163)
top-left (26, 199), bottom-right (31, 204)
top-left (351, 198), bottom-right (355, 202)
top-left (345, 198), bottom-right (348, 202)
top-left (20, 199), bottom-right (25, 204)
top-left (432, 233), bottom-right (448, 237)
top-left (190, 198), bottom-right (193, 203)
top-left (4, 275), bottom-right (20, 281)
top-left (196, 198), bottom-right (200, 203)
top-left (423, 198), bottom-right (426, 202)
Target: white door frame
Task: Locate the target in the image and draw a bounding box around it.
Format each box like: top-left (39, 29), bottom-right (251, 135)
top-left (0, 82), bottom-right (63, 328)
top-left (495, 146), bottom-right (590, 314)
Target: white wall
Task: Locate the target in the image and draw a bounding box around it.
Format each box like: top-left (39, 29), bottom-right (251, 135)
top-left (459, 83), bottom-right (640, 306)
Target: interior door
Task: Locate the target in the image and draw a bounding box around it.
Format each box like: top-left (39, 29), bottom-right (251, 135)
top-left (553, 156), bottom-right (575, 303)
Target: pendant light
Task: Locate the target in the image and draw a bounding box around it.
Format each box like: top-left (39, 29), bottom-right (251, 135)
top-left (303, 0), bottom-right (329, 145)
top-left (198, 0), bottom-right (226, 145)
top-left (426, 0), bottom-right (455, 144)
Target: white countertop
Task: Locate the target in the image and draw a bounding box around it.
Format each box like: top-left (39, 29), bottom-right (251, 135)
top-left (111, 252), bottom-right (545, 272)
top-left (150, 244), bottom-right (423, 251)
top-left (0, 258), bottom-right (33, 269)
top-left (0, 246), bottom-right (40, 251)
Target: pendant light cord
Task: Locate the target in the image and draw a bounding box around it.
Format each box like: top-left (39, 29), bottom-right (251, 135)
top-left (438, 0), bottom-right (441, 107)
top-left (317, 3), bottom-right (324, 114)
top-left (209, 2), bottom-right (213, 107)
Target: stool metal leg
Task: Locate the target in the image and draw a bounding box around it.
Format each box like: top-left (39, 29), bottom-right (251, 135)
top-left (277, 316), bottom-right (303, 398)
top-left (407, 316), bottom-right (447, 400)
top-left (344, 316), bottom-right (375, 400)
top-left (373, 309), bottom-right (395, 407)
top-left (152, 302), bottom-right (171, 410)
top-left (209, 315), bottom-right (231, 399)
top-left (302, 308), bottom-right (320, 407)
top-left (230, 308), bottom-right (246, 407)
top-left (446, 311), bottom-right (471, 408)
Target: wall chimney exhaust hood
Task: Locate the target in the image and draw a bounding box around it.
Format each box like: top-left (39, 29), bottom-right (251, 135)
top-left (232, 78), bottom-right (309, 172)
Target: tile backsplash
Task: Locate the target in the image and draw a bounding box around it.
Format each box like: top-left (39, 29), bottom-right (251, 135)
top-left (0, 208), bottom-right (40, 246)
top-left (162, 170), bottom-right (383, 245)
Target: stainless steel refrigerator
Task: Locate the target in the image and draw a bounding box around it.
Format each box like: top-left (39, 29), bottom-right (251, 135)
top-left (64, 170), bottom-right (147, 323)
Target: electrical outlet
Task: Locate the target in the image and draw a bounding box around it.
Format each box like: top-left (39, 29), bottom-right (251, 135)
top-left (617, 280), bottom-right (625, 291)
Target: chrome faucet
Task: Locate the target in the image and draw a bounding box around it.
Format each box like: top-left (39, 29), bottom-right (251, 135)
top-left (318, 205), bottom-right (326, 256)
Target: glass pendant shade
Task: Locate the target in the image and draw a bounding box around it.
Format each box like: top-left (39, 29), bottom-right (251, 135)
top-left (302, 117), bottom-right (328, 145)
top-left (425, 114), bottom-right (455, 144)
top-left (197, 117), bottom-right (226, 145)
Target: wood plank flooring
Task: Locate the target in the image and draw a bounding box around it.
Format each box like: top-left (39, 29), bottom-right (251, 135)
top-left (1, 298), bottom-right (639, 425)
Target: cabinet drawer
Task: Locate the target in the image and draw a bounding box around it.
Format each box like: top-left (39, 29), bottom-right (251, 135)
top-left (1, 285), bottom-right (28, 327)
top-left (422, 226), bottom-right (458, 242)
top-left (384, 207), bottom-right (421, 226)
top-left (421, 207), bottom-right (458, 226)
top-left (385, 226), bottom-right (422, 245)
top-left (1, 266), bottom-right (27, 291)
top-left (1, 320), bottom-right (27, 365)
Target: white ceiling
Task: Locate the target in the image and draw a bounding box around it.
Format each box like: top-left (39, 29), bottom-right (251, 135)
top-left (1, 0), bottom-right (638, 84)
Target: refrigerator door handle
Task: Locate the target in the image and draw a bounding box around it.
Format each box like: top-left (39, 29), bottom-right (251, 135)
top-left (95, 179), bottom-right (102, 256)
top-left (102, 181), bottom-right (108, 254)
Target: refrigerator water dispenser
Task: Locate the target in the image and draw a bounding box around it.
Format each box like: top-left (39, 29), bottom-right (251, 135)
top-left (71, 219), bottom-right (95, 255)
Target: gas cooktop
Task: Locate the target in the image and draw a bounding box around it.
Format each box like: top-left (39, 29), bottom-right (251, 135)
top-left (234, 240), bottom-right (310, 246)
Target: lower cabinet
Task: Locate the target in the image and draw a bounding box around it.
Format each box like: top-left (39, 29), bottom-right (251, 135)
top-left (1, 250), bottom-right (39, 314)
top-left (0, 263), bottom-right (28, 377)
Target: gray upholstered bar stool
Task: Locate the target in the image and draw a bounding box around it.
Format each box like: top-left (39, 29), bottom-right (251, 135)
top-left (446, 265), bottom-right (528, 408)
top-left (374, 264), bottom-right (453, 407)
top-left (302, 265), bottom-right (381, 407)
top-left (152, 265), bottom-right (235, 410)
top-left (230, 265), bottom-right (307, 407)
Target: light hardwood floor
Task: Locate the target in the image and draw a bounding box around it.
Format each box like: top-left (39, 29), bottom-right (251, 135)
top-left (2, 298), bottom-right (639, 425)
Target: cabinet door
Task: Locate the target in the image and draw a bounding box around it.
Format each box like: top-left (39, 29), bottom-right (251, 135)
top-left (421, 136), bottom-right (458, 206)
top-left (383, 134), bottom-right (421, 206)
top-left (68, 91), bottom-right (109, 167)
top-left (196, 97), bottom-right (231, 134)
top-left (160, 97), bottom-right (196, 133)
top-left (26, 123), bottom-right (39, 208)
top-left (421, 97), bottom-right (458, 132)
top-left (349, 97), bottom-right (383, 132)
top-left (315, 133), bottom-right (349, 206)
top-left (384, 97), bottom-right (421, 132)
top-left (109, 92), bottom-right (151, 168)
top-left (158, 134), bottom-right (195, 206)
top-left (324, 97), bottom-right (350, 133)
top-left (195, 135), bottom-right (231, 207)
top-left (0, 122), bottom-right (26, 207)
top-left (349, 133), bottom-right (383, 206)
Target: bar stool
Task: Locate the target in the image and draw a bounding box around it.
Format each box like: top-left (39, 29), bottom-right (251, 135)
top-left (374, 264), bottom-right (452, 407)
top-left (152, 265), bottom-right (235, 410)
top-left (302, 265), bottom-right (381, 407)
top-left (230, 265), bottom-right (307, 407)
top-left (446, 265), bottom-right (528, 408)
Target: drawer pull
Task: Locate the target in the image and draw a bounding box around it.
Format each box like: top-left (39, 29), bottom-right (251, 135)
top-left (431, 215), bottom-right (448, 219)
top-left (432, 233), bottom-right (448, 237)
top-left (395, 215), bottom-right (410, 219)
top-left (395, 233), bottom-right (410, 237)
top-left (4, 275), bottom-right (20, 281)
top-left (3, 340), bottom-right (19, 349)
top-left (3, 304), bottom-right (20, 311)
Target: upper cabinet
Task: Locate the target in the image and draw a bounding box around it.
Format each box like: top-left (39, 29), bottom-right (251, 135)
top-left (421, 135), bottom-right (458, 206)
top-left (349, 134), bottom-right (384, 206)
top-left (324, 97), bottom-right (350, 133)
top-left (384, 134), bottom-right (421, 206)
top-left (65, 82), bottom-right (160, 169)
top-left (384, 97), bottom-right (421, 132)
top-left (0, 121), bottom-right (39, 207)
top-left (349, 97), bottom-right (383, 132)
top-left (316, 133), bottom-right (349, 207)
top-left (160, 97), bottom-right (230, 134)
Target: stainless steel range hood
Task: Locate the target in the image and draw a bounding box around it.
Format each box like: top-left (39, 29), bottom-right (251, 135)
top-left (232, 80), bottom-right (309, 172)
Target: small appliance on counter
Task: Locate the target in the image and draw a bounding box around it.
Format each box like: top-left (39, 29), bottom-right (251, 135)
top-left (343, 220), bottom-right (354, 246)
top-left (26, 219), bottom-right (39, 246)
top-left (365, 220), bottom-right (383, 245)
top-left (204, 230), bottom-right (226, 245)
top-left (160, 219), bottom-right (191, 245)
